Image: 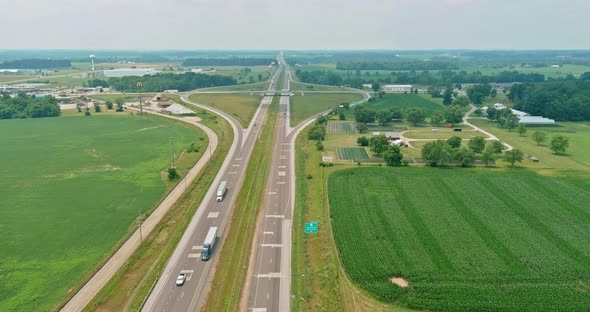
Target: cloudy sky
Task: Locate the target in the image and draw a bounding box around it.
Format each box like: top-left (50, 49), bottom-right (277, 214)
top-left (0, 0), bottom-right (588, 50)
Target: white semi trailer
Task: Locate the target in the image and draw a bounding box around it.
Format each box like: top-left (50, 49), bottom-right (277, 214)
top-left (201, 227), bottom-right (218, 261)
top-left (216, 181), bottom-right (227, 202)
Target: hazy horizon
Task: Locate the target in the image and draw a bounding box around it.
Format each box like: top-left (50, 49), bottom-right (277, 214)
top-left (0, 0), bottom-right (588, 50)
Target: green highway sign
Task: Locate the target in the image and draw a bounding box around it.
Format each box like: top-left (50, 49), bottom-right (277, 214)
top-left (305, 221), bottom-right (318, 233)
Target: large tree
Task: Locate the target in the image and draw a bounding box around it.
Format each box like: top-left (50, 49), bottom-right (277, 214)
top-left (369, 135), bottom-right (390, 156)
top-left (442, 87), bottom-right (454, 105)
top-left (481, 149), bottom-right (497, 167)
top-left (444, 105), bottom-right (463, 126)
top-left (503, 149), bottom-right (524, 167)
top-left (354, 106), bottom-right (377, 123)
top-left (488, 140), bottom-right (505, 154)
top-left (383, 145), bottom-right (404, 166)
top-left (466, 83), bottom-right (492, 104)
top-left (422, 139), bottom-right (453, 167)
top-left (376, 110), bottom-right (392, 125)
top-left (405, 107), bottom-right (426, 126)
top-left (447, 136), bottom-right (462, 148)
top-left (453, 95), bottom-right (469, 107)
top-left (468, 136), bottom-right (486, 153)
top-left (550, 135), bottom-right (570, 154)
top-left (453, 147), bottom-right (476, 167)
top-left (532, 131), bottom-right (547, 146)
top-left (430, 111), bottom-right (444, 126)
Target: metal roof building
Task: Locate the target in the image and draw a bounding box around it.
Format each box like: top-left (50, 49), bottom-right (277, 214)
top-left (518, 116), bottom-right (556, 125)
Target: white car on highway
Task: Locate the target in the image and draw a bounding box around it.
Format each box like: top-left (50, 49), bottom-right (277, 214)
top-left (176, 273), bottom-right (186, 286)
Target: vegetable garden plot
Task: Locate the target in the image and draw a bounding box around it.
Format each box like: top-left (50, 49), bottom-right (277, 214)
top-left (337, 147), bottom-right (369, 161)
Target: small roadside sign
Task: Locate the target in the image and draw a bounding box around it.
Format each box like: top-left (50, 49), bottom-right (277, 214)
top-left (305, 221), bottom-right (318, 233)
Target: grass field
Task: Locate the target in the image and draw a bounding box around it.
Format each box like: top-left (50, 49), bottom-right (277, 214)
top-left (0, 114), bottom-right (204, 311)
top-left (290, 81), bottom-right (353, 92)
top-left (197, 82), bottom-right (268, 91)
top-left (358, 94), bottom-right (444, 117)
top-left (329, 167), bottom-right (590, 311)
top-left (328, 121), bottom-right (357, 135)
top-left (403, 128), bottom-right (481, 140)
top-left (469, 119), bottom-right (590, 173)
top-left (188, 93), bottom-right (262, 127)
top-left (290, 93), bottom-right (363, 126)
top-left (337, 147), bottom-right (369, 161)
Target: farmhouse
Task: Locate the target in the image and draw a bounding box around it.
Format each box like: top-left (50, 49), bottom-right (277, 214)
top-left (383, 84), bottom-right (413, 93)
top-left (384, 132), bottom-right (401, 140)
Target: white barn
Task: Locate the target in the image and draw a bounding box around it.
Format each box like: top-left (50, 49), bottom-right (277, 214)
top-left (383, 84), bottom-right (413, 93)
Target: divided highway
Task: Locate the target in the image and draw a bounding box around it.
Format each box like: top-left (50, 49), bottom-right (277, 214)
top-left (141, 63), bottom-right (284, 312)
top-left (246, 55), bottom-right (294, 312)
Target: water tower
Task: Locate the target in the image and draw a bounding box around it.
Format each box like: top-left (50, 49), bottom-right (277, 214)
top-left (89, 55), bottom-right (96, 71)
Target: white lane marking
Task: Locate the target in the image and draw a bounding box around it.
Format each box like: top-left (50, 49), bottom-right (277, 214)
top-left (268, 191), bottom-right (277, 195)
top-left (235, 158), bottom-right (243, 161)
top-left (179, 270), bottom-right (194, 274)
top-left (181, 292), bottom-right (185, 298)
top-left (232, 164), bottom-right (240, 167)
top-left (277, 182), bottom-right (286, 185)
top-left (188, 253), bottom-right (200, 258)
top-left (191, 246), bottom-right (204, 251)
top-left (281, 150), bottom-right (290, 152)
top-left (263, 231), bottom-right (274, 235)
top-left (260, 244), bottom-right (282, 248)
top-left (278, 166), bottom-right (286, 169)
top-left (269, 258), bottom-right (273, 264)
top-left (250, 308), bottom-right (267, 312)
top-left (280, 156), bottom-right (287, 160)
top-left (266, 215), bottom-right (284, 218)
top-left (278, 171), bottom-right (286, 177)
top-left (256, 273), bottom-right (281, 278)
top-left (207, 212), bottom-right (219, 218)
top-left (229, 171), bottom-right (237, 175)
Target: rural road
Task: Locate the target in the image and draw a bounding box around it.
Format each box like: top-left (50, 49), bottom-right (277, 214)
top-left (141, 61), bottom-right (283, 312)
top-left (61, 109), bottom-right (218, 312)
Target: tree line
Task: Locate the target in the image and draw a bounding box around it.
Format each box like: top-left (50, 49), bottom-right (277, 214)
top-left (108, 72), bottom-right (236, 92)
top-left (508, 80), bottom-right (590, 121)
top-left (182, 58), bottom-right (274, 67)
top-left (336, 60), bottom-right (459, 71)
top-left (0, 59), bottom-right (71, 69)
top-left (0, 93), bottom-right (60, 119)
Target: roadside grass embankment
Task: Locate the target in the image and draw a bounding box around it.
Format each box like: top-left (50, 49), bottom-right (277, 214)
top-left (290, 93), bottom-right (364, 126)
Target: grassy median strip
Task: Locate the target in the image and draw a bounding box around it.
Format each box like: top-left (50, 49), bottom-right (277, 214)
top-left (203, 96), bottom-right (278, 312)
top-left (80, 109), bottom-right (233, 312)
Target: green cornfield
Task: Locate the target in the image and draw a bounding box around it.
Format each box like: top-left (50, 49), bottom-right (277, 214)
top-left (328, 167), bottom-right (590, 311)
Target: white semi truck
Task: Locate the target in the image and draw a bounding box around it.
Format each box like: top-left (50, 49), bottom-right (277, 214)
top-left (216, 181), bottom-right (228, 202)
top-left (201, 227), bottom-right (218, 261)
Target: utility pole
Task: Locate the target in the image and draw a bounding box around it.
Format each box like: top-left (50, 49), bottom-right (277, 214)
top-left (137, 81), bottom-right (143, 115)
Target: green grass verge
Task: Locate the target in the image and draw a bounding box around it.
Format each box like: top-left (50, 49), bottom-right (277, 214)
top-left (329, 166), bottom-right (590, 311)
top-left (358, 94), bottom-right (444, 117)
top-left (0, 114), bottom-right (205, 312)
top-left (81, 101), bottom-right (232, 312)
top-left (290, 93), bottom-right (364, 126)
top-left (188, 93), bottom-right (262, 128)
top-left (202, 96), bottom-right (278, 311)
